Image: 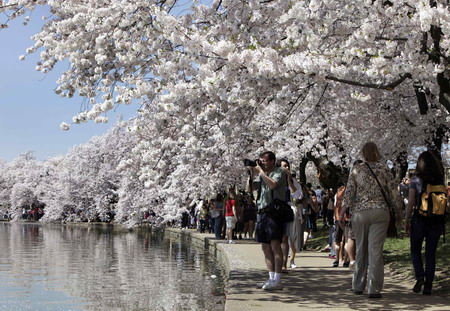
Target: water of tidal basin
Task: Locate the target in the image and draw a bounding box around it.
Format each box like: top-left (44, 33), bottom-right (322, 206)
top-left (0, 223), bottom-right (226, 311)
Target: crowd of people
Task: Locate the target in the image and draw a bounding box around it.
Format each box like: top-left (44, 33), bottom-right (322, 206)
top-left (21, 203), bottom-right (45, 221)
top-left (180, 192), bottom-right (257, 243)
top-left (181, 142), bottom-right (449, 298)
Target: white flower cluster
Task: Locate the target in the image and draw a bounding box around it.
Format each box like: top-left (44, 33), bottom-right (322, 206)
top-left (0, 0), bottom-right (449, 223)
top-left (59, 122), bottom-right (70, 131)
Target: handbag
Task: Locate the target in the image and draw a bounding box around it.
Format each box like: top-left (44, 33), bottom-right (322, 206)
top-left (365, 163), bottom-right (398, 238)
top-left (266, 199), bottom-right (294, 223)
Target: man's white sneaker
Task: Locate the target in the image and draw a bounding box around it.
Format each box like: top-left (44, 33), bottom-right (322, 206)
top-left (256, 279), bottom-right (271, 289)
top-left (290, 263), bottom-right (298, 269)
top-left (262, 280), bottom-right (283, 291)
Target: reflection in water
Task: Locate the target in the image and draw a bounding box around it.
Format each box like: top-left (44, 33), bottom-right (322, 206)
top-left (0, 223), bottom-right (226, 311)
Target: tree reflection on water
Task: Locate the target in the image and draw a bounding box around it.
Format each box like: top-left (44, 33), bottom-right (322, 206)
top-left (0, 223), bottom-right (226, 311)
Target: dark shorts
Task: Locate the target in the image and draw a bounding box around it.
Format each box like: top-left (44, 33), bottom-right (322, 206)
top-left (243, 208), bottom-right (257, 222)
top-left (235, 221), bottom-right (244, 232)
top-left (345, 221), bottom-right (355, 240)
top-left (255, 212), bottom-right (283, 244)
top-left (334, 220), bottom-right (344, 243)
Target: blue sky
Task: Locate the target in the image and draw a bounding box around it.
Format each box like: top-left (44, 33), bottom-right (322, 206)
top-left (0, 6), bottom-right (138, 162)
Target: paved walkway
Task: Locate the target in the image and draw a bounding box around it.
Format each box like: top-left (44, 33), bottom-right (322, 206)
top-left (170, 229), bottom-right (450, 311)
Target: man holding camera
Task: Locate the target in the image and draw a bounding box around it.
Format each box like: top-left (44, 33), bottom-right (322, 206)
top-left (247, 151), bottom-right (287, 290)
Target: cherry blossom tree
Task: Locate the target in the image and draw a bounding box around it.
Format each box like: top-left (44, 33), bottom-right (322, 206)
top-left (39, 125), bottom-right (135, 222)
top-left (2, 151), bottom-right (46, 219)
top-left (1, 0), bottom-right (450, 221)
top-left (0, 159), bottom-right (12, 218)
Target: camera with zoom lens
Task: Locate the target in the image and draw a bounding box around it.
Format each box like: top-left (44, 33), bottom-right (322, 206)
top-left (244, 158), bottom-right (260, 167)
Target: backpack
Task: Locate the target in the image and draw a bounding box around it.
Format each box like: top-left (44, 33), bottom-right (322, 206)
top-left (418, 184), bottom-right (449, 220)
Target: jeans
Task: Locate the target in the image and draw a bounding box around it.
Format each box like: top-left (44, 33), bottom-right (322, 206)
top-left (410, 214), bottom-right (444, 291)
top-left (214, 215), bottom-right (223, 239)
top-left (210, 217), bottom-right (215, 233)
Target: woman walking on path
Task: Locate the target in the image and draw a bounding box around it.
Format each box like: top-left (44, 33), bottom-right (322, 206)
top-left (242, 193), bottom-right (257, 240)
top-left (342, 142), bottom-right (402, 299)
top-left (405, 151), bottom-right (446, 295)
top-left (279, 159), bottom-right (303, 270)
top-left (300, 183), bottom-right (314, 250)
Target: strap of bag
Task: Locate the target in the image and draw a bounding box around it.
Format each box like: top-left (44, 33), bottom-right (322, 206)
top-left (444, 224), bottom-right (446, 243)
top-left (365, 163), bottom-right (392, 211)
top-left (270, 182), bottom-right (289, 203)
top-left (271, 189), bottom-right (286, 203)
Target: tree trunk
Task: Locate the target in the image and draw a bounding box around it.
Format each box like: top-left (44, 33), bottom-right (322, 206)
top-left (392, 151), bottom-right (409, 184)
top-left (307, 155), bottom-right (348, 191)
top-left (426, 124), bottom-right (446, 161)
top-left (298, 157), bottom-right (308, 185)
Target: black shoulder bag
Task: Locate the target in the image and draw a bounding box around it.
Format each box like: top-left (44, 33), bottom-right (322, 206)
top-left (365, 163), bottom-right (398, 238)
top-left (266, 189), bottom-right (294, 223)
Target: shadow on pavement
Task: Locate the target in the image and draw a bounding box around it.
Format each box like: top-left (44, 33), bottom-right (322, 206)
top-left (227, 265), bottom-right (450, 310)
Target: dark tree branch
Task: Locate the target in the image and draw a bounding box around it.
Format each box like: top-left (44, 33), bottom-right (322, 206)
top-left (324, 73), bottom-right (412, 91)
top-left (215, 0), bottom-right (223, 11)
top-left (375, 36), bottom-right (408, 42)
top-left (292, 83), bottom-right (329, 134)
top-left (414, 82), bottom-right (429, 115)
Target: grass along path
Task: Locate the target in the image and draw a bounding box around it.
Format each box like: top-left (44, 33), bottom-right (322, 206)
top-left (304, 221), bottom-right (450, 299)
top-left (384, 221), bottom-right (450, 299)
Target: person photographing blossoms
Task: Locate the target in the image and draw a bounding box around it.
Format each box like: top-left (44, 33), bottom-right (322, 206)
top-left (247, 151), bottom-right (287, 291)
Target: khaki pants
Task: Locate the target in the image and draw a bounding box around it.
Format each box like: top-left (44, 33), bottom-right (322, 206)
top-left (352, 208), bottom-right (389, 295)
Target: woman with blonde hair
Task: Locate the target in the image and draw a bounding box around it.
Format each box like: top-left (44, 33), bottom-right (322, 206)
top-left (341, 142), bottom-right (402, 298)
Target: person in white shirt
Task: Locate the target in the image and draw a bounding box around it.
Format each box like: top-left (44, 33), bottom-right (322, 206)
top-left (279, 159), bottom-right (303, 270)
